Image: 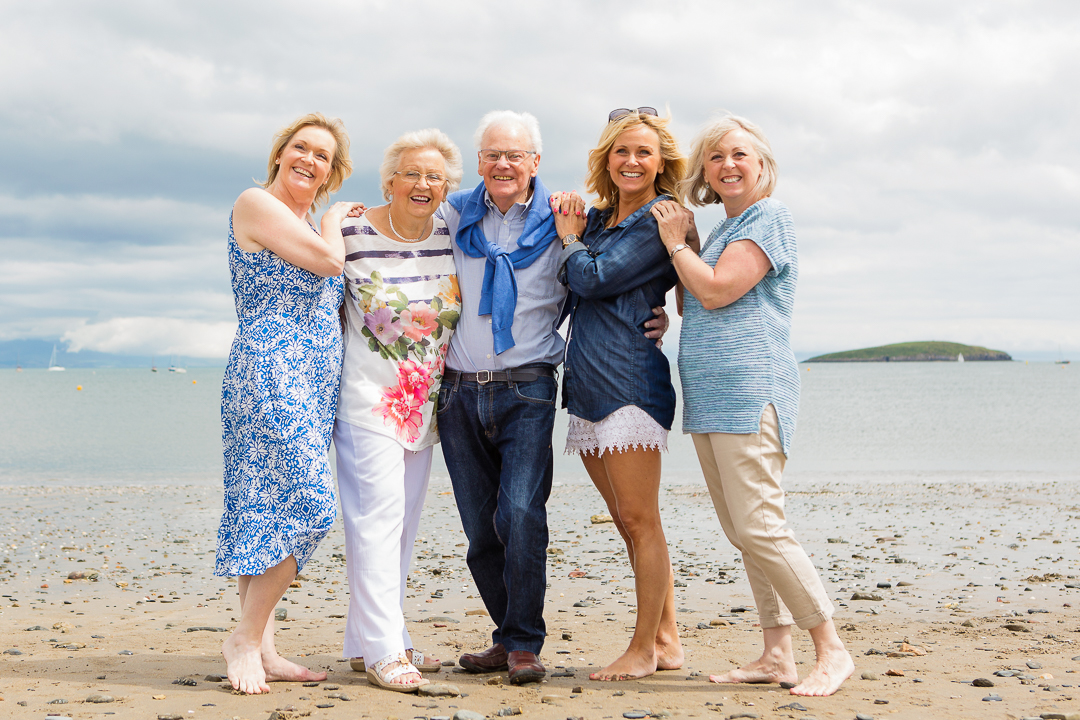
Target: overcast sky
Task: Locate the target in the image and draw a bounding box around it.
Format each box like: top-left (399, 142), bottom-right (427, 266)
top-left (2, 1), bottom-right (1077, 359)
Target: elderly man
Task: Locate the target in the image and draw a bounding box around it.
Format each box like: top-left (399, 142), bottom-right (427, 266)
top-left (438, 110), bottom-right (665, 684)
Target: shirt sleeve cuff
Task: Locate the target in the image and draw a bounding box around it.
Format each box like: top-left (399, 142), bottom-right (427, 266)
top-left (557, 241), bottom-right (589, 284)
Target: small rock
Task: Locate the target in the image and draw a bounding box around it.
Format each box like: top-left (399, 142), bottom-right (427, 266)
top-left (876, 582), bottom-right (892, 589)
top-left (485, 676), bottom-right (503, 686)
top-left (982, 694), bottom-right (1002, 701)
top-left (453, 711), bottom-right (486, 720)
top-left (118, 650), bottom-right (133, 655)
top-left (572, 686), bottom-right (584, 693)
top-left (314, 702), bottom-right (334, 708)
top-left (874, 698), bottom-right (889, 704)
top-left (861, 672), bottom-right (879, 681)
top-left (2, 649), bottom-right (22, 655)
top-left (302, 681), bottom-right (320, 687)
top-left (551, 670), bottom-right (575, 677)
top-left (172, 677), bottom-right (197, 686)
top-left (573, 601), bottom-right (591, 608)
top-left (897, 581), bottom-right (913, 586)
top-left (464, 609), bottom-right (488, 616)
top-left (47, 698), bottom-right (68, 704)
top-left (562, 632), bottom-right (573, 640)
top-left (541, 695), bottom-right (561, 704)
top-left (777, 702), bottom-right (808, 711)
top-left (697, 622), bottom-right (712, 630)
top-left (961, 619), bottom-right (975, 627)
top-left (185, 626), bottom-right (228, 633)
top-left (779, 681), bottom-right (796, 689)
top-left (730, 606), bottom-right (752, 613)
top-left (25, 626), bottom-right (46, 631)
top-left (622, 713), bottom-right (647, 719)
top-left (204, 673), bottom-right (225, 682)
top-left (993, 670), bottom-right (1017, 677)
top-left (158, 715), bottom-right (184, 720)
top-left (495, 707), bottom-right (522, 716)
top-left (422, 616), bottom-right (460, 623)
top-left (972, 678), bottom-right (994, 687)
top-left (885, 669), bottom-right (904, 677)
top-left (851, 592), bottom-right (883, 601)
top-left (326, 692), bottom-right (351, 700)
top-left (1005, 623), bottom-right (1032, 632)
top-left (826, 537), bottom-right (843, 543)
top-left (274, 608), bottom-right (287, 621)
top-left (1027, 660), bottom-right (1043, 669)
top-left (86, 693), bottom-right (115, 703)
top-left (727, 713), bottom-right (759, 719)
top-left (856, 715), bottom-right (874, 720)
top-left (591, 514), bottom-right (613, 524)
top-left (419, 683), bottom-right (461, 697)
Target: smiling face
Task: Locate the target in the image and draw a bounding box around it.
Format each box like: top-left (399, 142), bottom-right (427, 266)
top-left (274, 125), bottom-right (336, 198)
top-left (477, 123), bottom-right (539, 213)
top-left (389, 147), bottom-right (449, 222)
top-left (704, 128), bottom-right (764, 217)
top-left (607, 124), bottom-right (663, 201)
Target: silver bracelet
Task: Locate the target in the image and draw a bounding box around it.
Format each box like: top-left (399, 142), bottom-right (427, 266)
top-left (669, 243), bottom-right (690, 260)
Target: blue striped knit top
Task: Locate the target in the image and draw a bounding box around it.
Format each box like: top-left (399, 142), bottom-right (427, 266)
top-left (678, 198), bottom-right (800, 455)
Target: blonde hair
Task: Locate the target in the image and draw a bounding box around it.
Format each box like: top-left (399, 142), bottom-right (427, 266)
top-left (681, 113), bottom-right (777, 207)
top-left (262, 113), bottom-right (352, 210)
top-left (585, 112), bottom-right (686, 212)
top-left (378, 128), bottom-right (464, 201)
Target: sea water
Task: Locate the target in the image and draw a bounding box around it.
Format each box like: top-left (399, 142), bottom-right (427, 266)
top-left (0, 362), bottom-right (1076, 486)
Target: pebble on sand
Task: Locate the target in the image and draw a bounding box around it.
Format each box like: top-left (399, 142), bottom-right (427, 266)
top-left (85, 693), bottom-right (115, 703)
top-left (419, 683), bottom-right (461, 697)
top-left (453, 711), bottom-right (485, 720)
top-left (972, 678), bottom-right (994, 687)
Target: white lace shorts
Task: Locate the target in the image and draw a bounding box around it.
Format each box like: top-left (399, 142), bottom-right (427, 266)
top-left (564, 405), bottom-right (668, 456)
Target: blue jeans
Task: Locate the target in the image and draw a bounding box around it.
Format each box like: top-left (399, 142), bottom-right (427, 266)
top-left (437, 371), bottom-right (556, 655)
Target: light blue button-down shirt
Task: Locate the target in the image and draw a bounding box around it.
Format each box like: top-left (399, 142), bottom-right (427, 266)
top-left (439, 186), bottom-right (568, 372)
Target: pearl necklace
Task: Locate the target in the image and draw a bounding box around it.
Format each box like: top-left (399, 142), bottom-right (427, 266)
top-left (387, 207), bottom-right (427, 242)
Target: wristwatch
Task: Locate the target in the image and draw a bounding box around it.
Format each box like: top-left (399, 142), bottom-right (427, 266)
top-left (669, 243), bottom-right (690, 260)
top-left (561, 233), bottom-right (581, 248)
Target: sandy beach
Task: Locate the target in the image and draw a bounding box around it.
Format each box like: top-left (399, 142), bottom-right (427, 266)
top-left (2, 474), bottom-right (1079, 720)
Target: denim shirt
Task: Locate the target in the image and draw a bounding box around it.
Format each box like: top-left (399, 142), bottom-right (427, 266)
top-left (558, 196), bottom-right (678, 429)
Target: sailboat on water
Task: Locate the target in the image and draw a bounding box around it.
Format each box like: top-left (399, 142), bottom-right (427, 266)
top-left (168, 355), bottom-right (187, 373)
top-left (47, 344), bottom-right (65, 372)
top-left (1056, 345), bottom-right (1071, 365)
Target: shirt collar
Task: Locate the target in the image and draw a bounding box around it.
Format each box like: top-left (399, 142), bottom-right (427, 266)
top-left (482, 180), bottom-right (535, 217)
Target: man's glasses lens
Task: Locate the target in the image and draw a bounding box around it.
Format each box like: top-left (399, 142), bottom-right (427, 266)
top-left (607, 106), bottom-right (659, 123)
top-left (396, 171), bottom-right (446, 186)
top-left (480, 150), bottom-right (535, 165)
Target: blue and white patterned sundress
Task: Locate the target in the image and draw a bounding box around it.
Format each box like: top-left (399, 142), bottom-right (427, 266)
top-left (215, 213), bottom-right (344, 577)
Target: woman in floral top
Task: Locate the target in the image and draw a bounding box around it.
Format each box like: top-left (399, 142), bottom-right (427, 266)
top-left (335, 129), bottom-right (462, 692)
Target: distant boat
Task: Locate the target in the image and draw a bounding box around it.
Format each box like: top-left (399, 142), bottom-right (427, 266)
top-left (168, 355), bottom-right (187, 373)
top-left (151, 356), bottom-right (158, 372)
top-left (16, 351), bottom-right (21, 372)
top-left (1056, 345), bottom-right (1070, 365)
top-left (957, 353), bottom-right (964, 363)
top-left (47, 344), bottom-right (65, 372)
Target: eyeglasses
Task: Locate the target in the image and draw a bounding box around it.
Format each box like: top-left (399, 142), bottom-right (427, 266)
top-left (607, 106), bottom-right (658, 123)
top-left (394, 170), bottom-right (447, 187)
top-left (479, 149), bottom-right (537, 165)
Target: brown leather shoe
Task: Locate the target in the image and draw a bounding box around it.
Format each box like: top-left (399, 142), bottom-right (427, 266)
top-left (507, 650), bottom-right (546, 685)
top-left (458, 643), bottom-right (508, 673)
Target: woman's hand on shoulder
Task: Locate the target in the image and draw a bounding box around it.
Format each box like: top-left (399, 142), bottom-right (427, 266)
top-left (549, 191), bottom-right (587, 240)
top-left (322, 202), bottom-right (367, 229)
top-left (650, 200), bottom-right (694, 252)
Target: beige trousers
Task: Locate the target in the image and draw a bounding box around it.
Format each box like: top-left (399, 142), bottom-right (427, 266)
top-left (692, 405), bottom-right (833, 630)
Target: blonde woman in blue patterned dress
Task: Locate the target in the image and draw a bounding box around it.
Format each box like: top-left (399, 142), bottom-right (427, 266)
top-left (216, 113), bottom-right (363, 695)
top-left (334, 129), bottom-right (462, 692)
top-left (651, 115), bottom-right (854, 697)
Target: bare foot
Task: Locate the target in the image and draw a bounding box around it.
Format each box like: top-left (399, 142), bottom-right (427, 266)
top-left (262, 652), bottom-right (328, 683)
top-left (790, 646), bottom-right (854, 696)
top-left (655, 638), bottom-right (684, 671)
top-left (589, 649), bottom-right (657, 681)
top-left (223, 633), bottom-right (270, 695)
top-left (709, 654), bottom-right (798, 685)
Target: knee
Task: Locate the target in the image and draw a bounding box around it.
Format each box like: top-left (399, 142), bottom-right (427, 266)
top-left (615, 508), bottom-right (662, 540)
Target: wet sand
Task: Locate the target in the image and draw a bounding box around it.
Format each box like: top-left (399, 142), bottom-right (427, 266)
top-left (2, 474), bottom-right (1079, 720)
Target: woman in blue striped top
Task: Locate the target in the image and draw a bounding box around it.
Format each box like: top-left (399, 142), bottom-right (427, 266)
top-left (651, 115), bottom-right (854, 697)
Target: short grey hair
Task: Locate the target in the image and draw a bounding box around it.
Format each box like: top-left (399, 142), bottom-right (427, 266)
top-left (472, 110), bottom-right (543, 154)
top-left (680, 113), bottom-right (777, 207)
top-left (379, 128), bottom-right (464, 201)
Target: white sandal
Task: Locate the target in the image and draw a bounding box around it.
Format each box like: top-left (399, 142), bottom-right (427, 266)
top-left (352, 649), bottom-right (441, 673)
top-left (365, 652), bottom-right (429, 693)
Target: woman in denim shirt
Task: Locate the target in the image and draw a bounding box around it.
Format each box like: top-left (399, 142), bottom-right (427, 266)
top-left (549, 108), bottom-right (686, 681)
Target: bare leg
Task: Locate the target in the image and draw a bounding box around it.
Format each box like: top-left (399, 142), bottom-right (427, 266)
top-left (709, 625), bottom-right (798, 685)
top-left (789, 619), bottom-right (854, 696)
top-left (584, 448), bottom-right (681, 681)
top-left (224, 556), bottom-right (325, 694)
top-left (584, 452), bottom-right (683, 671)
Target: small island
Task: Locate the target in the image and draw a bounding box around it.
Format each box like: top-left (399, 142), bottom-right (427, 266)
top-left (806, 341), bottom-right (1012, 363)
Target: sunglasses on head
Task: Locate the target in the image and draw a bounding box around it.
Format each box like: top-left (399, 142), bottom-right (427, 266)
top-left (607, 106), bottom-right (659, 123)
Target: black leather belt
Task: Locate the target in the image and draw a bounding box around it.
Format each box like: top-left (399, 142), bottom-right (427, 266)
top-left (444, 365), bottom-right (556, 385)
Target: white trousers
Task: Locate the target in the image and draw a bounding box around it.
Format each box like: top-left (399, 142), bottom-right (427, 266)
top-left (333, 419), bottom-right (433, 663)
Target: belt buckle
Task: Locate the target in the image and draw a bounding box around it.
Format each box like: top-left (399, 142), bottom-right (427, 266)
top-left (475, 370), bottom-right (493, 385)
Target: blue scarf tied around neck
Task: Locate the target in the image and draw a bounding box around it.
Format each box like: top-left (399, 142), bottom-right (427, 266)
top-left (447, 177), bottom-right (558, 355)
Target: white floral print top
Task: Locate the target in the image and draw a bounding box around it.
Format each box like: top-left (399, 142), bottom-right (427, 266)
top-left (337, 214), bottom-right (460, 450)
